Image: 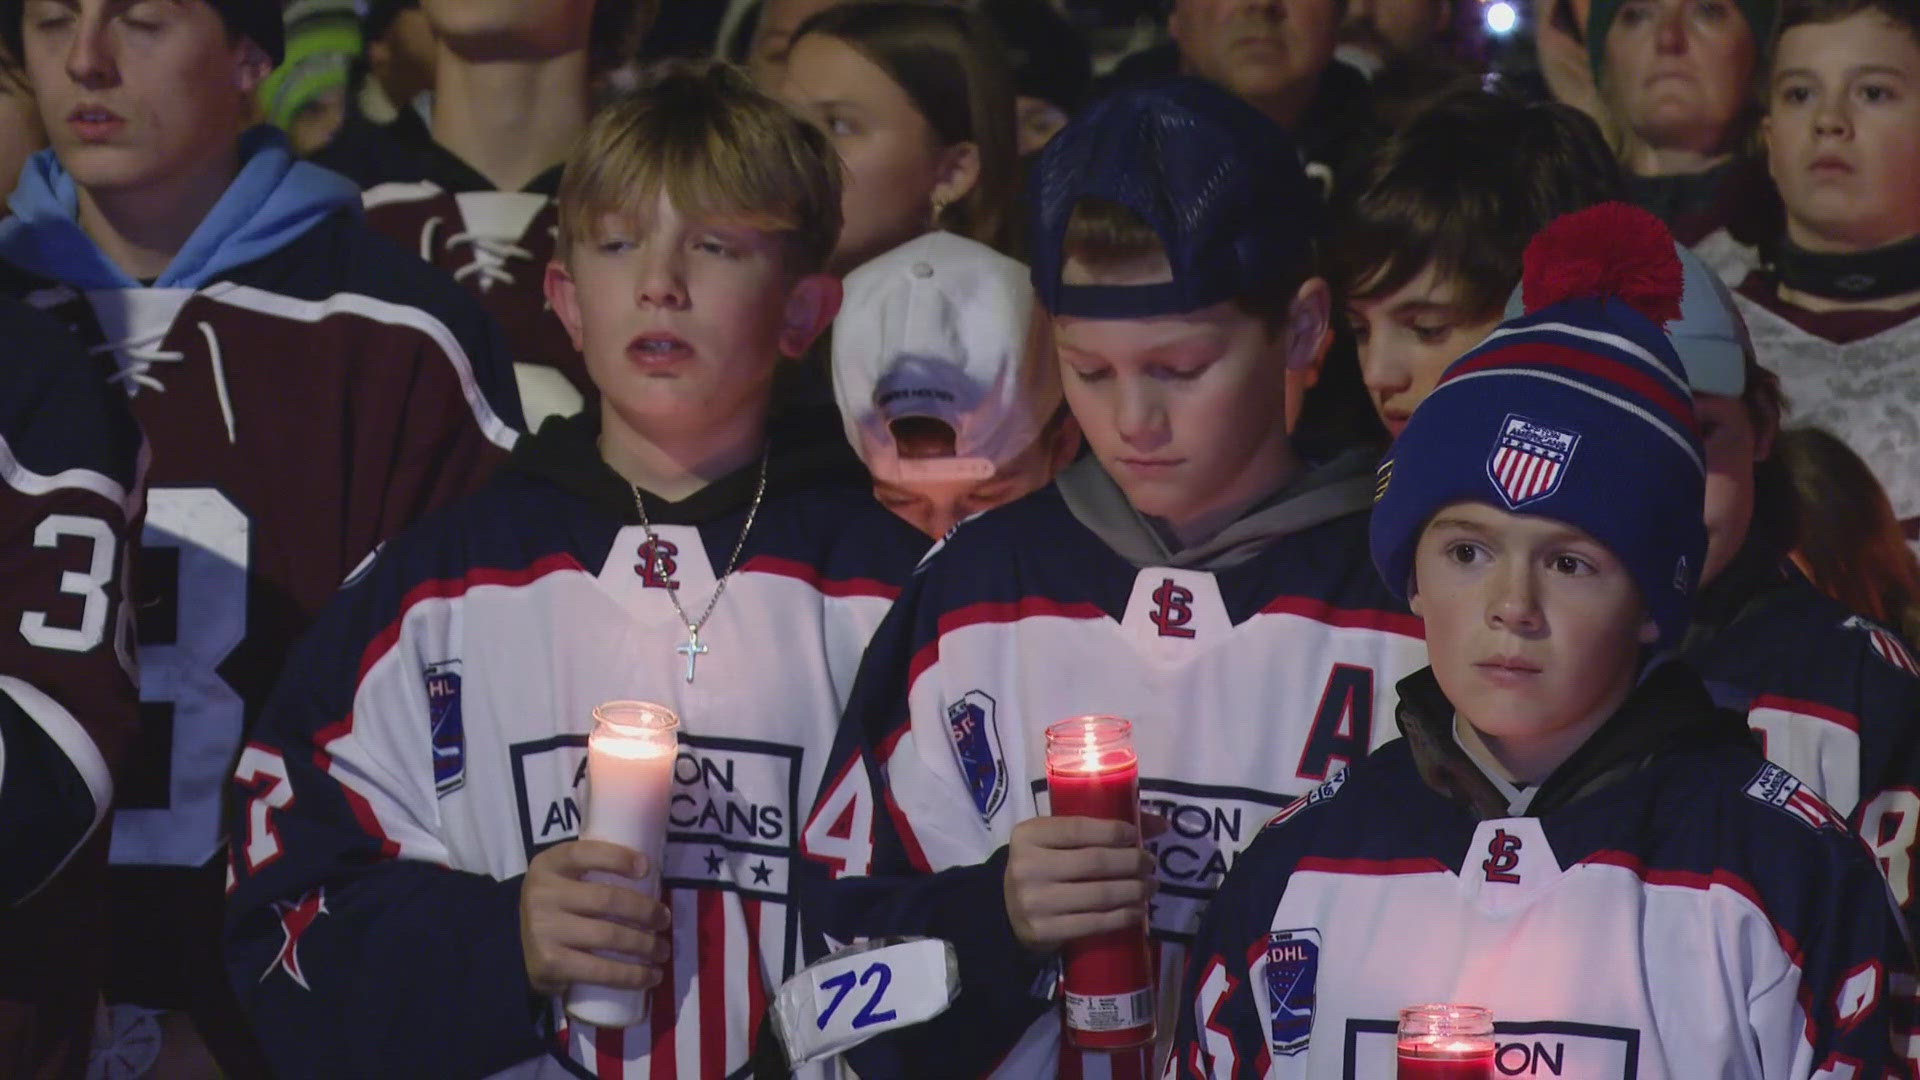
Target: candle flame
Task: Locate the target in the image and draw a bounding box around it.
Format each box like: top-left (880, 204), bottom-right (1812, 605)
top-left (592, 730), bottom-right (675, 760)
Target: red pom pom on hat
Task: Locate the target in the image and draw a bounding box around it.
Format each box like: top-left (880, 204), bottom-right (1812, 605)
top-left (1520, 202), bottom-right (1684, 327)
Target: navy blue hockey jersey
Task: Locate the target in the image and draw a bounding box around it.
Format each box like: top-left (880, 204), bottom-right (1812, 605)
top-left (1683, 532), bottom-right (1920, 943)
top-left (225, 413), bottom-right (930, 1079)
top-left (1168, 664), bottom-right (1914, 1079)
top-left (797, 457), bottom-right (1428, 1078)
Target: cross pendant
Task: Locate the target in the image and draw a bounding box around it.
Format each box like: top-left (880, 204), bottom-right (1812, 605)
top-left (676, 630), bottom-right (709, 683)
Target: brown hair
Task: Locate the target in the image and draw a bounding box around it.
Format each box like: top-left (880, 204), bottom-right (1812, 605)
top-left (1059, 197), bottom-right (1313, 327)
top-left (1774, 0), bottom-right (1920, 57)
top-left (555, 60), bottom-right (842, 274)
top-left (795, 1), bottom-right (1021, 256)
top-left (1777, 425), bottom-right (1920, 648)
top-left (1330, 89), bottom-right (1622, 318)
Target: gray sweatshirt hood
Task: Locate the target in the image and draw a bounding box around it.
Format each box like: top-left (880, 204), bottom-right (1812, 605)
top-left (1054, 449), bottom-right (1380, 570)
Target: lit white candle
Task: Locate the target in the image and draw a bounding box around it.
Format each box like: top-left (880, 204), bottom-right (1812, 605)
top-left (565, 701), bottom-right (680, 1029)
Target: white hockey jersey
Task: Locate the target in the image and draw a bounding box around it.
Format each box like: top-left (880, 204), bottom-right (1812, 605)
top-left (1169, 664), bottom-right (1914, 1079)
top-left (1731, 273), bottom-right (1920, 547)
top-left (797, 454), bottom-right (1429, 1079)
top-left (224, 412), bottom-right (931, 1079)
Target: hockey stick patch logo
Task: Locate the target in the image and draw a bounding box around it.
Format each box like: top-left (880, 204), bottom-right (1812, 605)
top-left (1487, 414), bottom-right (1579, 508)
top-left (946, 690), bottom-right (1007, 822)
top-left (1264, 928), bottom-right (1320, 1056)
top-left (423, 659), bottom-right (465, 796)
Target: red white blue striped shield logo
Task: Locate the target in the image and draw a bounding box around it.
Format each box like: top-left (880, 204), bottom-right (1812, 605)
top-left (1488, 414), bottom-right (1580, 509)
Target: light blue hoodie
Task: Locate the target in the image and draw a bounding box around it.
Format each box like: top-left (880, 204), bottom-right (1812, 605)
top-left (0, 125), bottom-right (360, 290)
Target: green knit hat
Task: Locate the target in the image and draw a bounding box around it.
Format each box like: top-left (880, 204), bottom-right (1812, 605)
top-left (1587, 0), bottom-right (1777, 80)
top-left (258, 0), bottom-right (362, 130)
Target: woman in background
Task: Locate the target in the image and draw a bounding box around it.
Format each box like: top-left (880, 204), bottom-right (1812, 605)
top-left (1587, 0), bottom-right (1774, 244)
top-left (778, 1), bottom-right (1020, 275)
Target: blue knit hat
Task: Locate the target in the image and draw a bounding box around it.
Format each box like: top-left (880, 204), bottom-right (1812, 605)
top-left (1370, 202), bottom-right (1707, 647)
top-left (1026, 77), bottom-right (1320, 319)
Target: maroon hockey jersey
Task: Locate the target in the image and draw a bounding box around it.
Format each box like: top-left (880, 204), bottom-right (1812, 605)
top-left (317, 112), bottom-right (588, 423)
top-left (0, 296), bottom-right (145, 1078)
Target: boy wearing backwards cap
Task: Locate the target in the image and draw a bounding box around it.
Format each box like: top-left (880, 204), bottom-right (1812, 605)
top-left (0, 0), bottom-right (523, 1072)
top-left (1170, 203), bottom-right (1909, 1076)
top-left (797, 77), bottom-right (1427, 1077)
top-left (833, 230), bottom-right (1081, 540)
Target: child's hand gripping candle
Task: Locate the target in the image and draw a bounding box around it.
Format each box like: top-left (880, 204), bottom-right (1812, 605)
top-left (1043, 716), bottom-right (1154, 1050)
top-left (565, 701), bottom-right (680, 1029)
top-left (1397, 1004), bottom-right (1495, 1080)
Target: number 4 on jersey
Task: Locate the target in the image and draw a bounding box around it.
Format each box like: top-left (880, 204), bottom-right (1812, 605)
top-left (803, 754), bottom-right (875, 879)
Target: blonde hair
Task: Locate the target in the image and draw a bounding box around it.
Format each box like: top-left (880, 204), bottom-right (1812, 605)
top-left (556, 60), bottom-right (843, 273)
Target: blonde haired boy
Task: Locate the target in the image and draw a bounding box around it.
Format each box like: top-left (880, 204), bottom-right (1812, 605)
top-left (225, 63), bottom-right (931, 1079)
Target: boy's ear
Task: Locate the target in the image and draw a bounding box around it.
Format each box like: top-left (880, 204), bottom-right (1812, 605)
top-left (1282, 278), bottom-right (1333, 373)
top-left (1638, 613), bottom-right (1659, 645)
top-left (545, 259), bottom-right (587, 352)
top-left (235, 38), bottom-right (273, 94)
top-left (930, 141), bottom-right (982, 220)
top-left (778, 273), bottom-right (843, 358)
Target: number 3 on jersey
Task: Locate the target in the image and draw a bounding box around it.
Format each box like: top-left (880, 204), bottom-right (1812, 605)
top-left (19, 513), bottom-right (118, 653)
top-left (112, 487), bottom-right (250, 868)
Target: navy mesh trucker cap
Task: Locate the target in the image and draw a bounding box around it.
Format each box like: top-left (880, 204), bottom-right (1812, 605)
top-left (1027, 76), bottom-right (1321, 319)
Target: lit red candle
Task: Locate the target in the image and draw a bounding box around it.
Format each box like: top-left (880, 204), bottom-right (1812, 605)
top-left (565, 701), bottom-right (680, 1029)
top-left (1044, 716), bottom-right (1155, 1050)
top-left (1396, 1004), bottom-right (1495, 1080)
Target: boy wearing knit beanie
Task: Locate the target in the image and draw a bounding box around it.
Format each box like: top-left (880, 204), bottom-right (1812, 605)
top-left (1169, 204), bottom-right (1908, 1075)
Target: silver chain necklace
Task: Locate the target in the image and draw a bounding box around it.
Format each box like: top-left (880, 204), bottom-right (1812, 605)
top-left (632, 446), bottom-right (770, 683)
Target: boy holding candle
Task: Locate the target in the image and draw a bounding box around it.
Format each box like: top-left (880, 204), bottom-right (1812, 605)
top-left (1168, 203), bottom-right (1911, 1077)
top-left (222, 63), bottom-right (931, 1079)
top-left (795, 77), bottom-right (1429, 1077)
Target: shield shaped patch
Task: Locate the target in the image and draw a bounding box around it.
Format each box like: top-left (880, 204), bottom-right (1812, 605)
top-left (945, 690), bottom-right (1006, 821)
top-left (424, 660), bottom-right (466, 795)
top-left (1487, 414), bottom-right (1580, 509)
top-left (1264, 928), bottom-right (1320, 1057)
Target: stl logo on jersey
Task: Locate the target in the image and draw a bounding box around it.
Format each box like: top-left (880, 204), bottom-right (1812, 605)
top-left (1264, 928), bottom-right (1320, 1057)
top-left (423, 659), bottom-right (465, 796)
top-left (1487, 414), bottom-right (1579, 508)
top-left (635, 537), bottom-right (680, 590)
top-left (1482, 828), bottom-right (1523, 884)
top-left (1151, 579), bottom-right (1197, 639)
top-left (945, 690), bottom-right (1006, 821)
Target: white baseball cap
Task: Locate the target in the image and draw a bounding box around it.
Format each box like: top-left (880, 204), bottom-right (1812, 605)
top-left (833, 231), bottom-right (1062, 484)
